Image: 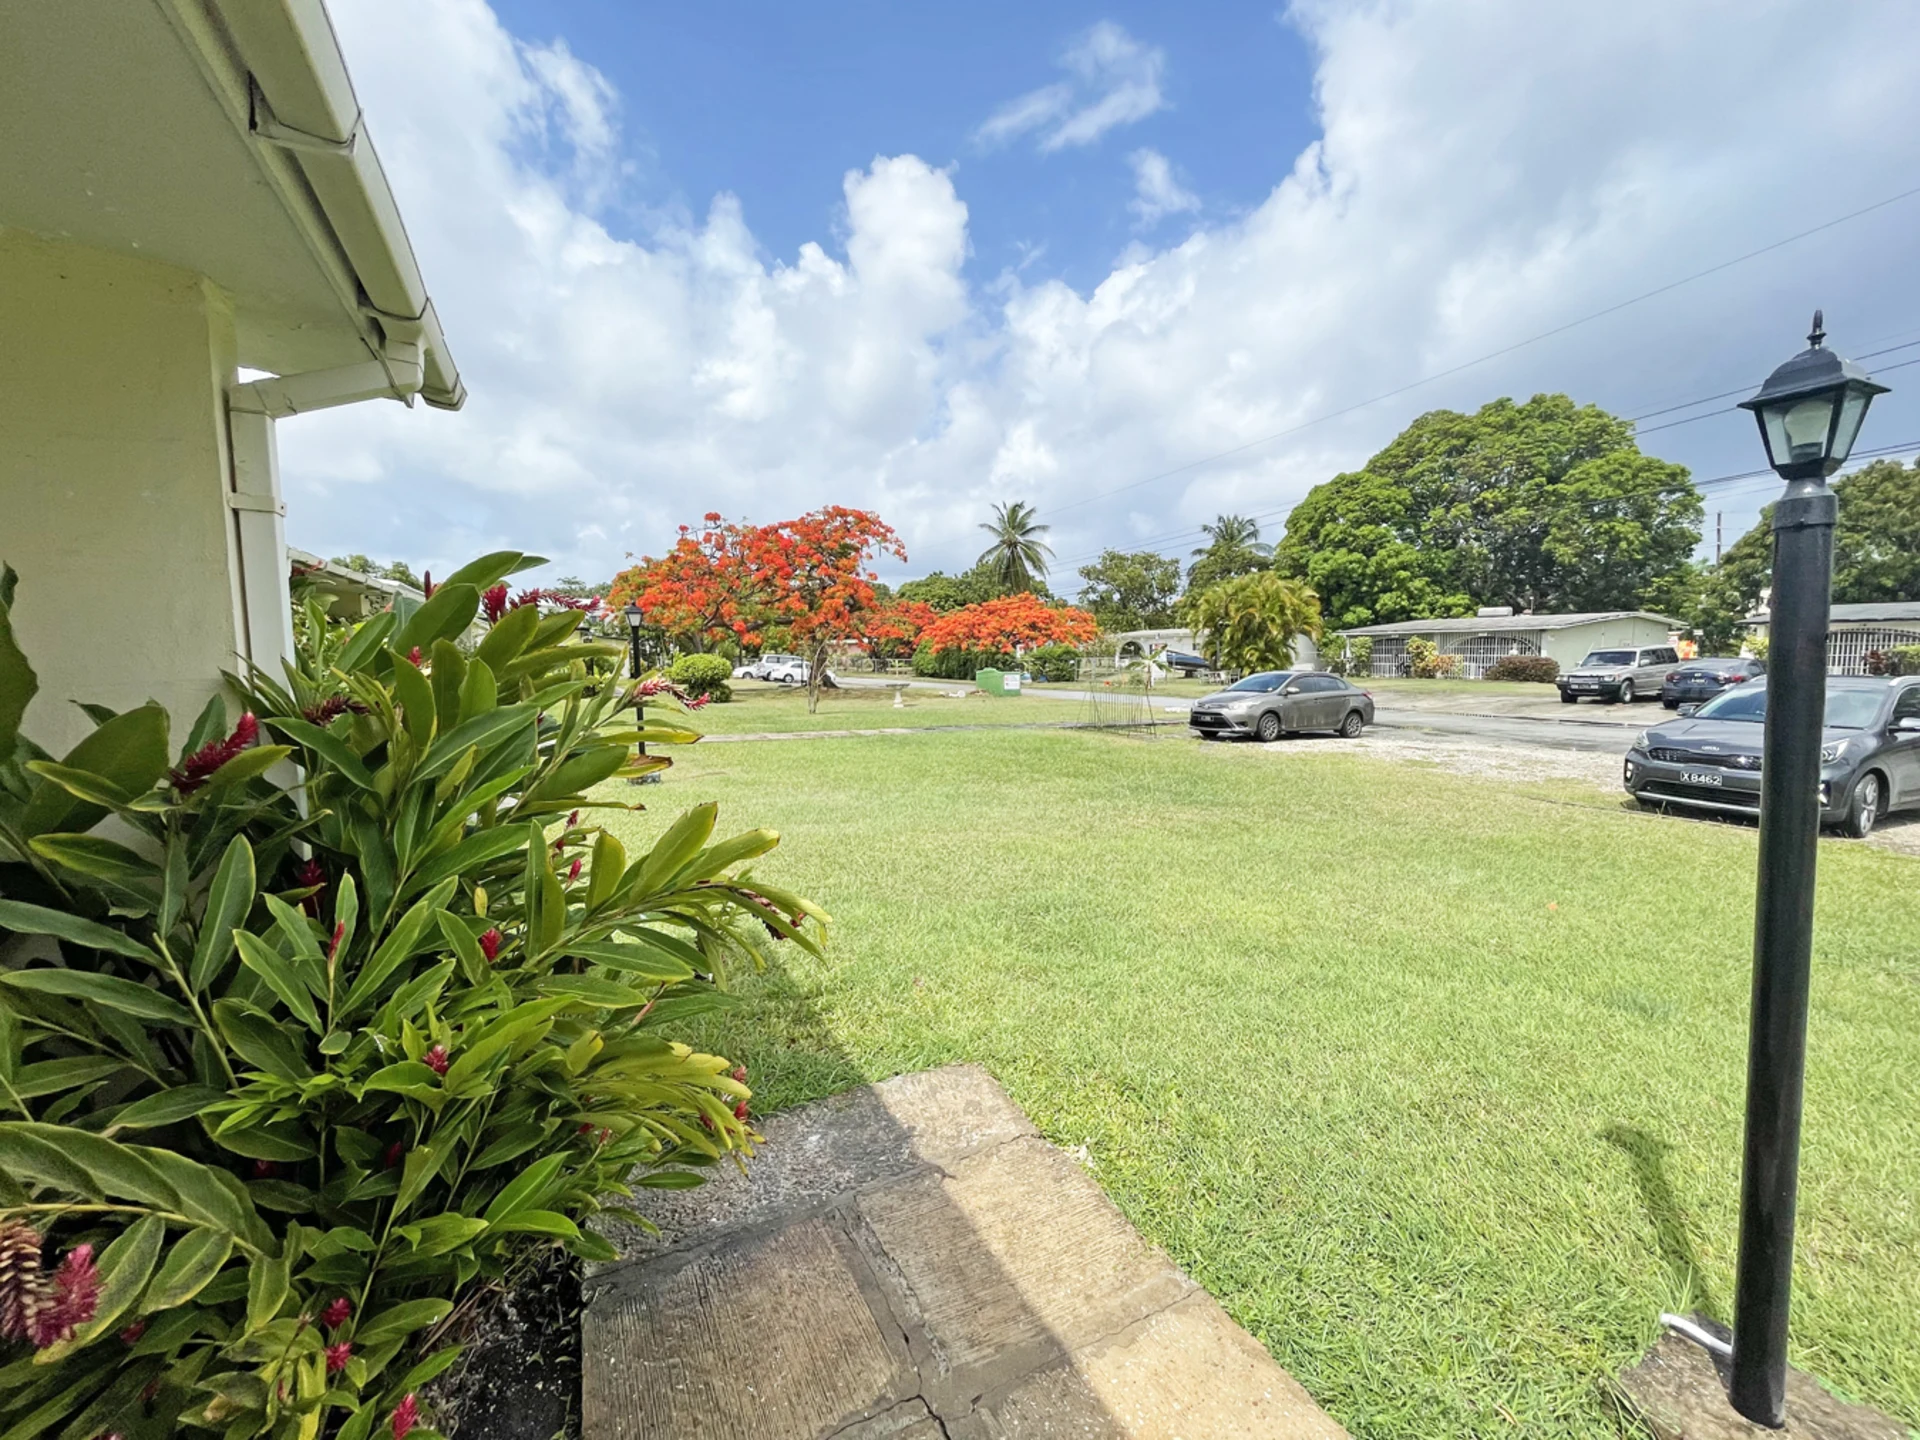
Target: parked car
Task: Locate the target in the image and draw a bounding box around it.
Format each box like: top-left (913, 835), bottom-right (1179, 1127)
top-left (762, 657), bottom-right (811, 685)
top-left (1556, 644), bottom-right (1681, 704)
top-left (1189, 670), bottom-right (1375, 742)
top-left (1623, 675), bottom-right (1920, 837)
top-left (741, 652), bottom-right (802, 681)
top-left (1661, 656), bottom-right (1765, 709)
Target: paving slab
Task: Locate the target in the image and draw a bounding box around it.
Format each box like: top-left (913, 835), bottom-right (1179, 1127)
top-left (1618, 1333), bottom-right (1907, 1440)
top-left (584, 1064), bottom-right (1346, 1439)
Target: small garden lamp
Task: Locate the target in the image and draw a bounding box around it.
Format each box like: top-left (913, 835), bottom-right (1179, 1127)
top-left (622, 601), bottom-right (644, 680)
top-left (1723, 313), bottom-right (1887, 1427)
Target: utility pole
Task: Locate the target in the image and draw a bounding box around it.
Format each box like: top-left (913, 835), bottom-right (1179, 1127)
top-left (1715, 511), bottom-right (1723, 563)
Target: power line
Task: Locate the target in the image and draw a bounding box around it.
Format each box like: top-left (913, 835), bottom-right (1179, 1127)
top-left (1043, 181), bottom-right (1920, 521)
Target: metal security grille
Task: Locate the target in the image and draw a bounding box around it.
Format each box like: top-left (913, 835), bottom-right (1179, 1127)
top-left (1448, 633), bottom-right (1540, 679)
top-left (1826, 626), bottom-right (1920, 675)
top-left (1368, 638), bottom-right (1408, 677)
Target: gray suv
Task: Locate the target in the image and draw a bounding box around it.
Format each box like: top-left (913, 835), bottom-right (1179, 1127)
top-left (1557, 645), bottom-right (1680, 705)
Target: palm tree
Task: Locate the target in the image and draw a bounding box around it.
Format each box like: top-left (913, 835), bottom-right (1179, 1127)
top-left (1192, 514), bottom-right (1273, 558)
top-left (976, 501), bottom-right (1054, 594)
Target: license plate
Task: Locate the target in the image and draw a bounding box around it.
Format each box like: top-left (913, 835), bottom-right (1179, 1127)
top-left (1680, 770), bottom-right (1723, 787)
top-left (1572, 682), bottom-right (1597, 689)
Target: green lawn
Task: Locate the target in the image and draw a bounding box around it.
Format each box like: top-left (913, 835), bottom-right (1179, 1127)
top-left (595, 726), bottom-right (1920, 1438)
top-left (681, 682), bottom-right (1120, 734)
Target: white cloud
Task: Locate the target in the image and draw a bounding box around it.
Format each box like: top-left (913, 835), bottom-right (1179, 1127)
top-left (974, 21), bottom-right (1167, 153)
top-left (1128, 149), bottom-right (1200, 227)
top-left (284, 0), bottom-right (1920, 592)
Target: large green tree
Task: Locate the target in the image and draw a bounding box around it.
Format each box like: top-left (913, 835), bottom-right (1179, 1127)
top-left (1179, 571), bottom-right (1323, 673)
top-left (896, 560), bottom-right (1039, 612)
top-left (1077, 549), bottom-right (1182, 632)
top-left (976, 500), bottom-right (1054, 593)
top-left (1274, 395), bottom-right (1702, 628)
top-left (1187, 513), bottom-right (1273, 593)
top-left (1714, 457), bottom-right (1920, 614)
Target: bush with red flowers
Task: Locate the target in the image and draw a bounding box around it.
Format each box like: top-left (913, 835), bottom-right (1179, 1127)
top-left (0, 553), bottom-right (820, 1439)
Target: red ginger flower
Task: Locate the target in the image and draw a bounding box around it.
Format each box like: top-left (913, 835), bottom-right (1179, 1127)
top-left (566, 857), bottom-right (583, 883)
top-left (301, 695), bottom-right (365, 725)
top-left (424, 1045), bottom-right (449, 1076)
top-left (325, 1341), bottom-right (353, 1375)
top-left (384, 1141), bottom-right (405, 1170)
top-left (422, 570), bottom-right (436, 599)
top-left (327, 921), bottom-right (347, 965)
top-left (482, 584), bottom-right (511, 624)
top-left (170, 713), bottom-right (258, 794)
top-left (734, 1100), bottom-right (750, 1121)
top-left (391, 1393), bottom-right (419, 1439)
top-left (30, 1243), bottom-right (99, 1348)
top-left (478, 928), bottom-right (503, 962)
top-left (407, 646), bottom-right (423, 666)
top-left (732, 1066), bottom-right (747, 1082)
top-left (120, 1318), bottom-right (146, 1344)
top-left (320, 1296), bottom-right (352, 1329)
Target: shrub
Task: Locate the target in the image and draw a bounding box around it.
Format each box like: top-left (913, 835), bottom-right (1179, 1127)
top-left (1326, 637), bottom-right (1373, 678)
top-left (1404, 637), bottom-right (1463, 679)
top-left (1484, 654), bottom-right (1560, 683)
top-left (1898, 645), bottom-right (1920, 676)
top-left (911, 645), bottom-right (1016, 680)
top-left (1745, 633), bottom-right (1770, 662)
top-left (0, 555), bottom-right (818, 1439)
top-left (1865, 646), bottom-right (1920, 676)
top-left (666, 652), bottom-right (733, 702)
top-left (1026, 644), bottom-right (1080, 682)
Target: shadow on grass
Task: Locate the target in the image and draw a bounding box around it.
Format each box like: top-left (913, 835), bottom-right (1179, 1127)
top-left (1601, 1123), bottom-right (1720, 1322)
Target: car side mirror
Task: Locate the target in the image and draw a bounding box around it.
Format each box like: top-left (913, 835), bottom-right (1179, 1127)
top-left (1894, 716), bottom-right (1920, 735)
top-left (1678, 704), bottom-right (1699, 717)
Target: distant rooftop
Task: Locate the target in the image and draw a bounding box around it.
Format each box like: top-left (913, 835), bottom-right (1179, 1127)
top-left (1742, 601), bottom-right (1920, 626)
top-left (1337, 610), bottom-right (1681, 637)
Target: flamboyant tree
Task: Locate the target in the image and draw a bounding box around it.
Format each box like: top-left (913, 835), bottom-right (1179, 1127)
top-left (918, 593), bottom-right (1098, 654)
top-left (608, 514), bottom-right (767, 652)
top-left (863, 599), bottom-right (940, 659)
top-left (746, 506), bottom-right (907, 711)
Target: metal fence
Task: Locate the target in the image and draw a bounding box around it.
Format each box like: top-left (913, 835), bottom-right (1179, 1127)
top-left (1826, 626), bottom-right (1920, 675)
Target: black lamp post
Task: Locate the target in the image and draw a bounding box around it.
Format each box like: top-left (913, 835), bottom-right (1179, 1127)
top-left (1726, 312), bottom-right (1886, 1427)
top-left (621, 602), bottom-right (645, 680)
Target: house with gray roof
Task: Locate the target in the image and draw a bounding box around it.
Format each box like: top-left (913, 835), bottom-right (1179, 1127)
top-left (1334, 609), bottom-right (1682, 678)
top-left (1742, 601), bottom-right (1920, 675)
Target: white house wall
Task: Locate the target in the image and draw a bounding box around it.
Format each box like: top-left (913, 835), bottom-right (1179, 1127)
top-left (1538, 619), bottom-right (1676, 670)
top-left (1, 231), bottom-right (244, 754)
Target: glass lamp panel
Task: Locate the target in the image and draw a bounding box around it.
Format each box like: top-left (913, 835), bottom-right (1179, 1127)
top-left (1829, 387), bottom-right (1870, 464)
top-left (1777, 393), bottom-right (1840, 466)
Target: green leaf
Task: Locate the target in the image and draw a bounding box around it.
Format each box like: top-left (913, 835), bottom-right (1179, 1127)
top-left (389, 651), bottom-right (437, 749)
top-left (394, 1143), bottom-right (446, 1219)
top-left (159, 832), bottom-right (189, 936)
top-left (246, 1246), bottom-right (290, 1331)
top-left (473, 602), bottom-right (541, 672)
top-left (212, 999), bottom-right (311, 1083)
top-left (537, 975), bottom-right (660, 1009)
top-left (338, 882), bottom-right (455, 1016)
top-left (203, 1118), bottom-right (314, 1162)
top-left (396, 1214), bottom-right (488, 1257)
top-left (20, 703), bottom-right (170, 838)
top-left (141, 1227), bottom-right (233, 1310)
top-left (488, 1209), bottom-right (580, 1240)
top-left (403, 825), bottom-right (529, 899)
top-left (468, 1121), bottom-right (551, 1172)
top-left (455, 656), bottom-right (497, 727)
top-left (585, 830), bottom-right (627, 911)
top-left (0, 968), bottom-right (192, 1025)
top-left (438, 550), bottom-right (547, 591)
top-left (620, 802), bottom-right (718, 901)
top-left (362, 1061), bottom-right (443, 1105)
top-left (565, 941), bottom-right (693, 984)
top-left (430, 641), bottom-right (468, 735)
top-left (416, 704), bottom-right (540, 782)
top-left (108, 1085), bottom-right (229, 1132)
top-left (189, 835), bottom-right (256, 993)
top-left (481, 1152), bottom-right (566, 1225)
top-left (634, 1169), bottom-right (709, 1189)
top-left (523, 745), bottom-right (628, 806)
top-left (393, 582), bottom-right (481, 656)
top-left (232, 929), bottom-right (323, 1032)
top-left (193, 744), bottom-right (292, 796)
top-left (134, 1144), bottom-right (270, 1250)
top-left (20, 760), bottom-right (133, 811)
top-left (0, 899), bottom-right (158, 962)
top-left (0, 1123), bottom-right (181, 1209)
top-left (0, 1124), bottom-right (101, 1197)
top-left (32, 1213), bottom-right (164, 1364)
top-left (351, 1297), bottom-right (453, 1347)
top-left (0, 566), bottom-right (37, 759)
top-left (390, 1343), bottom-right (466, 1397)
top-left (264, 716), bottom-right (374, 790)
top-left (13, 1055), bottom-right (126, 1098)
top-left (335, 609), bottom-right (398, 673)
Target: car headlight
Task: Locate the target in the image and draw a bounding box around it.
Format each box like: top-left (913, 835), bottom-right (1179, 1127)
top-left (1820, 740), bottom-right (1849, 764)
top-left (1635, 730), bottom-right (1651, 750)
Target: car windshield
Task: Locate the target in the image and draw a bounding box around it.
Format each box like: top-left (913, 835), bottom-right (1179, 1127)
top-left (1228, 672), bottom-right (1287, 693)
top-left (1693, 684), bottom-right (1886, 729)
top-left (1580, 650), bottom-right (1635, 666)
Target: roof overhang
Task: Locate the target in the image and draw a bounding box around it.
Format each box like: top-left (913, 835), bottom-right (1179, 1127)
top-left (0, 0), bottom-right (462, 410)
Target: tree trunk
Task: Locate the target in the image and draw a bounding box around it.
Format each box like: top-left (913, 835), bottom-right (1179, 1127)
top-left (806, 641), bottom-right (829, 713)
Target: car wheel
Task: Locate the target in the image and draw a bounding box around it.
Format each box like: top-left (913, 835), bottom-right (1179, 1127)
top-left (1560, 691), bottom-right (1578, 704)
top-left (1256, 711), bottom-right (1283, 743)
top-left (1339, 710), bottom-right (1364, 738)
top-left (1841, 771), bottom-right (1883, 839)
top-left (1616, 680), bottom-right (1635, 705)
top-left (1662, 699), bottom-right (1678, 710)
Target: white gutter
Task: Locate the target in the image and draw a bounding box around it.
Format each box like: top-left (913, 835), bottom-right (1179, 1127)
top-left (158, 0), bottom-right (465, 410)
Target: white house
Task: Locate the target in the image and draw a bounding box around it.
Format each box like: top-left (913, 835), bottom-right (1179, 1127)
top-left (1335, 610), bottom-right (1683, 678)
top-left (1, 2), bottom-right (460, 752)
top-left (1741, 601), bottom-right (1920, 675)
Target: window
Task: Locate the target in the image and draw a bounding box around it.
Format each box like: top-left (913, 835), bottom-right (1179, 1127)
top-left (1297, 675), bottom-right (1340, 692)
top-left (1582, 650), bottom-right (1636, 666)
top-left (1229, 672), bottom-right (1286, 693)
top-left (1894, 687), bottom-right (1920, 723)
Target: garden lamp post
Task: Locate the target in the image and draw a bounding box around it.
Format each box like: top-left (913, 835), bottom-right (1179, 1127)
top-left (1726, 312), bottom-right (1886, 1426)
top-left (622, 602), bottom-right (644, 680)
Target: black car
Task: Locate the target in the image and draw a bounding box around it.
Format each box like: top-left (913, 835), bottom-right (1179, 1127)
top-left (1660, 656), bottom-right (1764, 709)
top-left (1623, 675), bottom-right (1920, 838)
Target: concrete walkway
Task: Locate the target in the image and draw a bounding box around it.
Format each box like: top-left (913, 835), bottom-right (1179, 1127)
top-left (583, 1065), bottom-right (1346, 1439)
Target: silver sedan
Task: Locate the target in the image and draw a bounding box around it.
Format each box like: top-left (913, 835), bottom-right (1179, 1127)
top-left (1188, 671), bottom-right (1376, 741)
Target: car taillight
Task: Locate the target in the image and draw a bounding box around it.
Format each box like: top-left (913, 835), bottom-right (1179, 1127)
top-left (1727, 674), bottom-right (1746, 684)
top-left (1666, 672), bottom-right (1679, 682)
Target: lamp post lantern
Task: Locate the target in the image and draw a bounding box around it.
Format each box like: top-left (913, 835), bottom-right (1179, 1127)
top-left (621, 602), bottom-right (645, 680)
top-left (1726, 312), bottom-right (1886, 1426)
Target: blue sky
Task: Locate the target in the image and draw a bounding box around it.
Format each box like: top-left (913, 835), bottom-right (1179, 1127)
top-left (281, 0), bottom-right (1920, 589)
top-left (489, 2), bottom-right (1319, 297)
